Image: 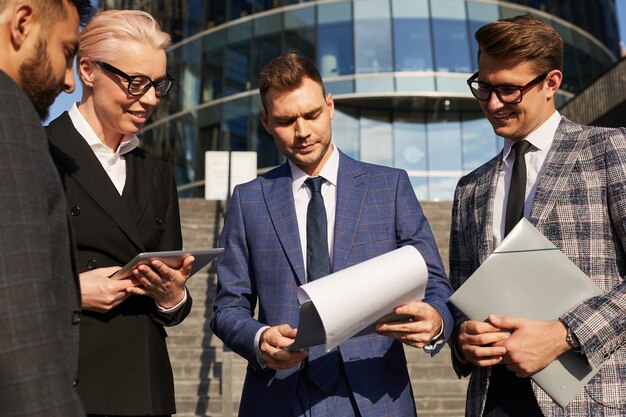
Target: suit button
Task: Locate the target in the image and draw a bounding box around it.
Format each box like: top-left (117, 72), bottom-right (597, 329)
top-left (71, 311), bottom-right (81, 325)
top-left (72, 379), bottom-right (79, 387)
top-left (87, 260), bottom-right (97, 270)
top-left (155, 216), bottom-right (164, 225)
top-left (69, 206), bottom-right (80, 216)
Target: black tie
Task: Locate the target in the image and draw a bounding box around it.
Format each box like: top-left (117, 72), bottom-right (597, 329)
top-left (504, 141), bottom-right (531, 236)
top-left (305, 177), bottom-right (330, 281)
top-left (303, 176), bottom-right (339, 393)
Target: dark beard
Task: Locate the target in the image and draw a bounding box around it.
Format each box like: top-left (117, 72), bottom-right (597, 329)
top-left (19, 38), bottom-right (62, 121)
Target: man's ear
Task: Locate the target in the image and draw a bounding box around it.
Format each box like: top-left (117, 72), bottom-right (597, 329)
top-left (259, 109), bottom-right (270, 133)
top-left (9, 4), bottom-right (35, 50)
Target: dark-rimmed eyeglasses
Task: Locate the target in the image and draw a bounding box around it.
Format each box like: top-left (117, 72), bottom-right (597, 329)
top-left (466, 72), bottom-right (548, 104)
top-left (97, 61), bottom-right (174, 98)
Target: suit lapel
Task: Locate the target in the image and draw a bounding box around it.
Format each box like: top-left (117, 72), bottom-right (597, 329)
top-left (122, 148), bottom-right (152, 227)
top-left (48, 113), bottom-right (145, 250)
top-left (332, 153), bottom-right (368, 272)
top-left (262, 164), bottom-right (306, 285)
top-left (475, 155), bottom-right (501, 264)
top-left (529, 118), bottom-right (586, 228)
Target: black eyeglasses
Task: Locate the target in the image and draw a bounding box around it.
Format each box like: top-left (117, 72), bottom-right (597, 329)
top-left (467, 72), bottom-right (548, 104)
top-left (97, 62), bottom-right (174, 98)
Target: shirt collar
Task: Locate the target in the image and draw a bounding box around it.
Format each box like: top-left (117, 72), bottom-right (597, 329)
top-left (502, 110), bottom-right (561, 160)
top-left (68, 102), bottom-right (139, 156)
top-left (289, 144), bottom-right (339, 194)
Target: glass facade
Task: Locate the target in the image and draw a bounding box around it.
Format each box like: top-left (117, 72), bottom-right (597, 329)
top-left (136, 0), bottom-right (620, 200)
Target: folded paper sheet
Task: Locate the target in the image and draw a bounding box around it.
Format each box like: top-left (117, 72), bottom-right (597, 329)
top-left (449, 218), bottom-right (604, 407)
top-left (291, 245), bottom-right (428, 351)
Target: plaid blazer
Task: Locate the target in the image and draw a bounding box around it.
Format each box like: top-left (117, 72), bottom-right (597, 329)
top-left (0, 72), bottom-right (83, 416)
top-left (449, 117), bottom-right (626, 416)
top-left (211, 151), bottom-right (453, 417)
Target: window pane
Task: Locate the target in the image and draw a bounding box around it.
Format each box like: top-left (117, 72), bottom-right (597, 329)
top-left (392, 0), bottom-right (433, 71)
top-left (461, 116), bottom-right (499, 171)
top-left (250, 14), bottom-right (282, 88)
top-left (431, 0), bottom-right (472, 73)
top-left (284, 7), bottom-right (316, 58)
top-left (222, 97), bottom-right (250, 151)
top-left (354, 0), bottom-right (393, 74)
top-left (332, 107), bottom-right (359, 159)
top-left (427, 120), bottom-right (462, 171)
top-left (225, 22), bottom-right (251, 95)
top-left (360, 110), bottom-right (392, 165)
top-left (393, 112), bottom-right (427, 171)
top-left (202, 31), bottom-right (225, 101)
top-left (317, 2), bottom-right (354, 77)
top-left (466, 2), bottom-right (499, 71)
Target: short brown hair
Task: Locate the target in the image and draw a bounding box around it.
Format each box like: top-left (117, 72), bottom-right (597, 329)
top-left (259, 53), bottom-right (325, 110)
top-left (475, 15), bottom-right (563, 74)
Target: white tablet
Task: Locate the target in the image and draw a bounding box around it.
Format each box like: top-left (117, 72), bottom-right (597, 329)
top-left (110, 248), bottom-right (224, 280)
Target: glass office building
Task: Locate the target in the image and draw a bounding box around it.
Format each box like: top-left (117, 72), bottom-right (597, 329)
top-left (126, 0), bottom-right (620, 200)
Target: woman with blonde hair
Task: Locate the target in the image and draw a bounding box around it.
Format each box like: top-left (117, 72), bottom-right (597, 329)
top-left (47, 10), bottom-right (192, 417)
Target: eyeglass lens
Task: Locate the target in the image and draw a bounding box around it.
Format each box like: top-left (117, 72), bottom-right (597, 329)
top-left (128, 77), bottom-right (173, 97)
top-left (469, 82), bottom-right (525, 104)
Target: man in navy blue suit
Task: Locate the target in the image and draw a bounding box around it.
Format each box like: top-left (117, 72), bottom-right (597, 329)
top-left (211, 53), bottom-right (453, 417)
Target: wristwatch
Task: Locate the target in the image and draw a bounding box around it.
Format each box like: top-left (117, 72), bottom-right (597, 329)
top-left (564, 323), bottom-right (582, 353)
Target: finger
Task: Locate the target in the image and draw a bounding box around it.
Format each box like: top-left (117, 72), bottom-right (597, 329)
top-left (264, 349), bottom-right (307, 370)
top-left (179, 255), bottom-right (195, 276)
top-left (461, 320), bottom-right (502, 335)
top-left (148, 260), bottom-right (177, 281)
top-left (487, 314), bottom-right (521, 331)
top-left (261, 326), bottom-right (296, 349)
top-left (462, 331), bottom-right (510, 347)
top-left (99, 266), bottom-right (123, 277)
top-left (125, 286), bottom-right (149, 296)
top-left (135, 265), bottom-right (162, 288)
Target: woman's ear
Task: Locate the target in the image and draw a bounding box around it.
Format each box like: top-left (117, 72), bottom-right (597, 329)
top-left (78, 57), bottom-right (96, 87)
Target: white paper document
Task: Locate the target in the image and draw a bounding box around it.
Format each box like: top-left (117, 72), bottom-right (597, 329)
top-left (449, 218), bottom-right (604, 407)
top-left (291, 245), bottom-right (429, 351)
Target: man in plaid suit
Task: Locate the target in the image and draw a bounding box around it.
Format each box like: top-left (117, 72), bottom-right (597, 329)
top-left (211, 53), bottom-right (453, 417)
top-left (0, 1), bottom-right (92, 416)
top-left (449, 15), bottom-right (626, 417)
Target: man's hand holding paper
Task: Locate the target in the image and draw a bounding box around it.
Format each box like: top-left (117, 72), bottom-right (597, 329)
top-left (259, 324), bottom-right (308, 370)
top-left (376, 301), bottom-right (443, 348)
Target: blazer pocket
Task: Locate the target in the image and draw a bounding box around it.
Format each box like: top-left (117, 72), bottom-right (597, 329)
top-left (584, 349), bottom-right (626, 409)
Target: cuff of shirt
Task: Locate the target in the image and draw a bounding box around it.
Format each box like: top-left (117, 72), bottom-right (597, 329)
top-left (452, 338), bottom-right (469, 363)
top-left (423, 318), bottom-right (445, 352)
top-left (155, 287), bottom-right (188, 314)
top-left (254, 326), bottom-right (270, 369)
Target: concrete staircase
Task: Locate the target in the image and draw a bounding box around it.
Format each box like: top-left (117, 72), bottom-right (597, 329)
top-left (168, 199), bottom-right (468, 417)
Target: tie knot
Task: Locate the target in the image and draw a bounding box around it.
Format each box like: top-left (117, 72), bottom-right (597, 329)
top-left (305, 176), bottom-right (325, 193)
top-left (512, 140), bottom-right (531, 157)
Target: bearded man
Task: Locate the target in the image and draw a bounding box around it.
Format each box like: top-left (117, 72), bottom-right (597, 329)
top-left (0, 1), bottom-right (93, 416)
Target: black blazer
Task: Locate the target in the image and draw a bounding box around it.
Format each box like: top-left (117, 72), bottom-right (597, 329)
top-left (47, 112), bottom-right (192, 415)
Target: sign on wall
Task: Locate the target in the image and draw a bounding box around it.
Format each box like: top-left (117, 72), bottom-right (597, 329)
top-left (205, 151), bottom-right (257, 200)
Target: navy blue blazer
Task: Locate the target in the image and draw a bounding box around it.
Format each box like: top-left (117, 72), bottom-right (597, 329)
top-left (211, 151), bottom-right (453, 417)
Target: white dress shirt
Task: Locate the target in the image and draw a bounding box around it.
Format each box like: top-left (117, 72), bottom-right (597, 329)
top-left (68, 103), bottom-right (139, 195)
top-left (492, 111), bottom-right (561, 246)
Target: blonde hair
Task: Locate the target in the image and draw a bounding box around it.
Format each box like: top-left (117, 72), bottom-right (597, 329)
top-left (78, 9), bottom-right (170, 64)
